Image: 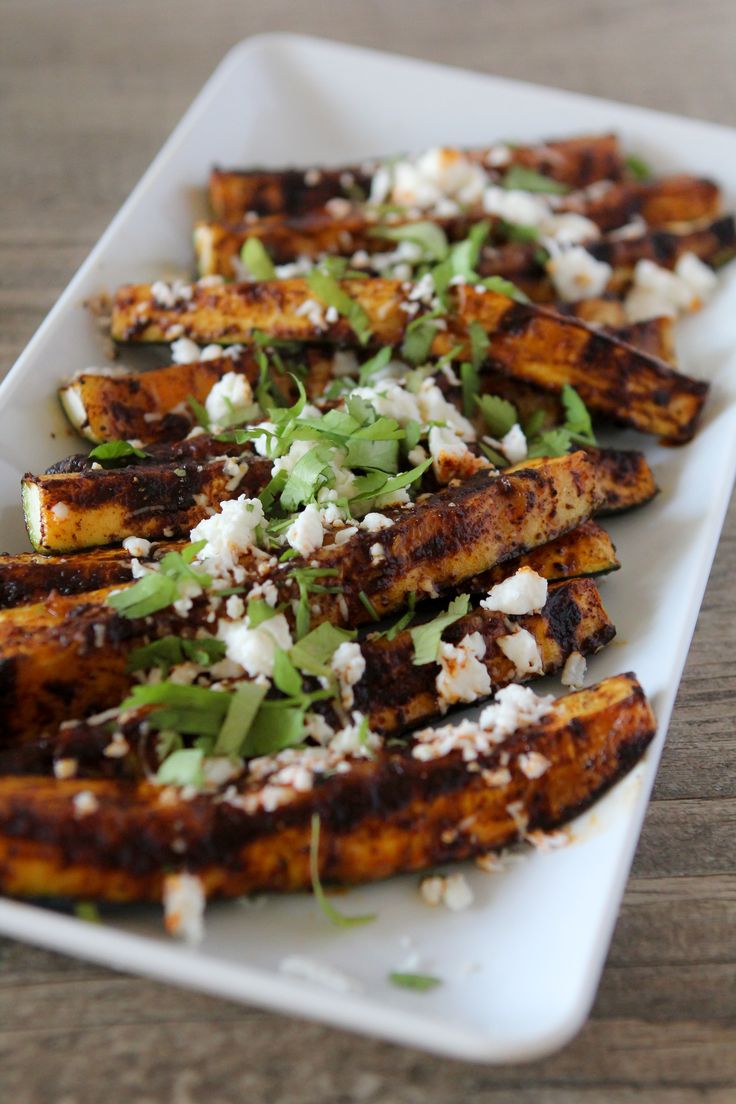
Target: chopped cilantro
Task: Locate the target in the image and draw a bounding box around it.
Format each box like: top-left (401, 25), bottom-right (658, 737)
top-left (156, 747), bottom-right (205, 788)
top-left (388, 971), bottom-right (442, 991)
top-left (306, 269), bottom-right (372, 345)
top-left (468, 320), bottom-right (490, 369)
top-left (401, 310), bottom-right (444, 365)
top-left (127, 635), bottom-right (225, 674)
top-left (240, 237), bottom-right (276, 280)
top-left (476, 394), bottom-right (518, 438)
top-left (501, 165), bottom-right (570, 195)
top-left (460, 361), bottom-right (479, 419)
top-left (409, 594), bottom-right (470, 666)
top-left (213, 682), bottom-right (268, 756)
top-left (369, 220), bottom-right (449, 262)
top-left (358, 591), bottom-right (380, 622)
top-left (289, 622), bottom-right (356, 677)
top-left (625, 154), bottom-right (652, 182)
top-left (309, 814), bottom-right (377, 927)
top-left (477, 275), bottom-right (530, 303)
top-left (358, 346), bottom-right (392, 385)
top-left (88, 440), bottom-right (149, 466)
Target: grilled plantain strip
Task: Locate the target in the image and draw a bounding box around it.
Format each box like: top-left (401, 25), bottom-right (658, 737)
top-left (111, 278), bottom-right (706, 442)
top-left (0, 673), bottom-right (655, 902)
top-left (209, 133), bottom-right (624, 220)
top-left (0, 577), bottom-right (614, 776)
top-left (1, 453), bottom-right (604, 738)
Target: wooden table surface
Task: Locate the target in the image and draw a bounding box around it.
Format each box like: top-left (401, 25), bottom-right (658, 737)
top-left (1, 1), bottom-right (735, 1100)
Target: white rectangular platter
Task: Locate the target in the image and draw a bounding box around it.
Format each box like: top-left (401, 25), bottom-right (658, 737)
top-left (1, 34), bottom-right (735, 1064)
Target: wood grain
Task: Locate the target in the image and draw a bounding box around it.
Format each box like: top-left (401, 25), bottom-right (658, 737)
top-left (1, 1), bottom-right (735, 1100)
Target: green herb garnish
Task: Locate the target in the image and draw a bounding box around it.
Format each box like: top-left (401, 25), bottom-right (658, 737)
top-left (241, 237), bottom-right (276, 280)
top-left (309, 814), bottom-right (377, 928)
top-left (369, 220), bottom-right (449, 262)
top-left (625, 154), bottom-right (652, 182)
top-left (501, 165), bottom-right (570, 195)
top-left (306, 269), bottom-right (372, 345)
top-left (88, 440), bottom-right (149, 466)
top-left (127, 635), bottom-right (225, 674)
top-left (409, 594), bottom-right (470, 666)
top-left (388, 971), bottom-right (442, 991)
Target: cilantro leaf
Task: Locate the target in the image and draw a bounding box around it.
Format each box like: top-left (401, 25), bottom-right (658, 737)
top-left (88, 440), bottom-right (149, 467)
top-left (625, 154), bottom-right (652, 182)
top-left (468, 320), bottom-right (490, 369)
top-left (156, 747), bottom-right (205, 788)
top-left (272, 647), bottom-right (304, 698)
top-left (306, 269), bottom-right (372, 345)
top-left (123, 683), bottom-right (231, 738)
top-left (358, 346), bottom-right (393, 385)
top-left (369, 220), bottom-right (449, 262)
top-left (213, 682), bottom-right (268, 756)
top-left (388, 971), bottom-right (442, 991)
top-left (241, 237), bottom-right (276, 280)
top-left (561, 384), bottom-right (596, 443)
top-left (289, 622), bottom-right (356, 676)
top-left (477, 275), bottom-right (530, 303)
top-left (409, 594), bottom-right (471, 666)
top-left (400, 311), bottom-right (443, 365)
top-left (501, 165), bottom-right (570, 195)
top-left (127, 635), bottom-right (225, 673)
top-left (310, 814), bottom-right (377, 927)
top-left (476, 394), bottom-right (518, 437)
top-left (241, 702), bottom-right (306, 757)
top-left (460, 361), bottom-right (479, 419)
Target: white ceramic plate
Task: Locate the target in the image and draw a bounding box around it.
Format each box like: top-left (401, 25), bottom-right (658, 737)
top-left (1, 34), bottom-right (735, 1064)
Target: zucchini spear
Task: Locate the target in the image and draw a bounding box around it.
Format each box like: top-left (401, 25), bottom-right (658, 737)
top-left (0, 673), bottom-right (655, 902)
top-left (21, 439), bottom-right (654, 554)
top-left (0, 519), bottom-right (618, 610)
top-left (0, 576), bottom-right (614, 775)
top-left (110, 277), bottom-right (707, 443)
top-left (2, 452), bottom-right (604, 738)
top-left (209, 133), bottom-right (625, 220)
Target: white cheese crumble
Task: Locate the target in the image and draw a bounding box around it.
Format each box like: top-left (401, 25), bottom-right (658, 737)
top-left (478, 682), bottom-right (554, 736)
top-left (496, 627), bottom-right (544, 677)
top-left (436, 632), bottom-right (492, 709)
top-left (163, 872), bottom-right (206, 945)
top-left (561, 650), bottom-right (587, 688)
top-left (331, 641), bottom-right (366, 709)
top-left (376, 147), bottom-right (488, 210)
top-left (278, 955), bottom-right (361, 993)
top-left (480, 567), bottom-right (548, 616)
top-left (420, 872), bottom-right (474, 911)
top-left (360, 512), bottom-right (394, 533)
top-left (170, 337), bottom-right (202, 364)
top-left (285, 502), bottom-right (324, 557)
top-left (500, 423), bottom-right (528, 465)
top-left (151, 279), bottom-right (192, 309)
top-left (122, 535), bottom-right (152, 559)
top-left (72, 790), bottom-right (99, 818)
top-left (482, 186), bottom-right (549, 228)
top-left (217, 612), bottom-right (293, 678)
top-left (517, 750), bottom-right (551, 779)
top-left (546, 246), bottom-right (612, 302)
top-left (427, 425), bottom-right (486, 484)
top-left (53, 758), bottom-right (78, 780)
top-left (624, 252), bottom-right (718, 321)
top-left (190, 495), bottom-right (264, 573)
top-left (205, 372), bottom-right (253, 427)
top-left (51, 501), bottom-right (70, 520)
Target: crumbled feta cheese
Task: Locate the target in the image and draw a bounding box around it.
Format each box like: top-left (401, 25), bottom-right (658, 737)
top-left (151, 279), bottom-right (192, 309)
top-left (103, 733), bottom-right (130, 758)
top-left (517, 750), bottom-right (551, 779)
top-left (205, 372), bottom-right (253, 427)
top-left (295, 297), bottom-right (327, 329)
top-left (501, 423), bottom-right (527, 464)
top-left (478, 682), bottom-right (553, 737)
top-left (122, 535), bottom-right (152, 559)
top-left (163, 872), bottom-right (206, 945)
top-left (331, 641), bottom-right (365, 709)
top-left (330, 712), bottom-right (380, 756)
top-left (385, 148), bottom-right (488, 210)
top-left (420, 872), bottom-right (474, 911)
top-left (51, 501), bottom-right (70, 520)
top-left (72, 790), bottom-right (99, 818)
top-left (480, 567), bottom-right (548, 616)
top-left (170, 337), bottom-right (202, 364)
top-left (417, 381), bottom-right (475, 440)
top-left (428, 425), bottom-right (486, 483)
top-left (482, 186), bottom-right (549, 228)
top-left (360, 512), bottom-right (393, 533)
top-left (279, 955), bottom-right (361, 993)
top-left (53, 758), bottom-right (78, 780)
top-left (333, 525), bottom-right (358, 546)
top-left (190, 495), bottom-right (264, 573)
top-left (285, 502), bottom-right (324, 557)
top-left (225, 593), bottom-right (245, 620)
top-left (547, 246), bottom-right (612, 302)
top-left (624, 252), bottom-right (718, 321)
top-left (561, 650), bottom-right (587, 688)
top-left (543, 213), bottom-right (599, 246)
top-left (496, 627), bottom-right (544, 677)
top-left (217, 612), bottom-right (293, 678)
top-left (436, 632), bottom-right (492, 708)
